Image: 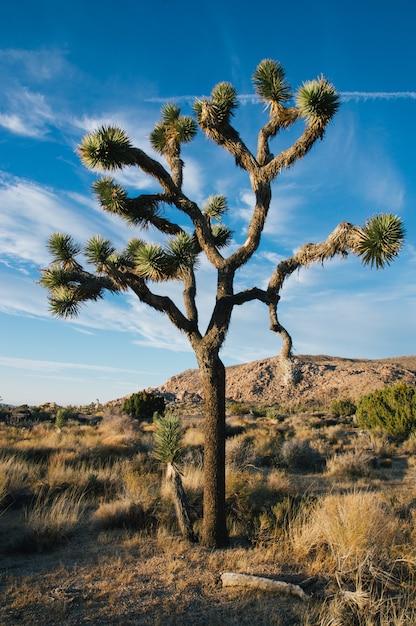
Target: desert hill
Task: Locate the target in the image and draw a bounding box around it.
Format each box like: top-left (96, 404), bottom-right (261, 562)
top-left (156, 355), bottom-right (416, 408)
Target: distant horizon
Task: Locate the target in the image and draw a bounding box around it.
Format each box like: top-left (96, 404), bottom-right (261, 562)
top-left (2, 351), bottom-right (415, 408)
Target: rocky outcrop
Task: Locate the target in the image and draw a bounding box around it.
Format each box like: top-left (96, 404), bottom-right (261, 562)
top-left (156, 355), bottom-right (416, 408)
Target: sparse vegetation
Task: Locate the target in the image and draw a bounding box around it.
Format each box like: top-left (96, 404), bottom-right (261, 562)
top-left (1, 390), bottom-right (416, 624)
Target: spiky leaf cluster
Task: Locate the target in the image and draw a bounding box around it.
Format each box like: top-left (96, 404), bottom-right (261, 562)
top-left (150, 103), bottom-right (197, 156)
top-left (210, 82), bottom-right (238, 123)
top-left (41, 232), bottom-right (122, 318)
top-left (78, 126), bottom-right (135, 171)
top-left (85, 235), bottom-right (116, 272)
top-left (133, 243), bottom-right (171, 281)
top-left (42, 273), bottom-right (119, 318)
top-left (252, 59), bottom-right (292, 109)
top-left (132, 232), bottom-right (199, 282)
top-left (194, 82), bottom-right (238, 127)
top-left (356, 213), bottom-right (405, 269)
top-left (203, 195), bottom-right (228, 221)
top-left (47, 233), bottom-right (82, 269)
top-left (153, 412), bottom-right (184, 465)
top-left (166, 232), bottom-right (199, 272)
top-left (92, 177), bottom-right (127, 214)
top-left (296, 78), bottom-right (340, 125)
top-left (211, 223), bottom-right (233, 248)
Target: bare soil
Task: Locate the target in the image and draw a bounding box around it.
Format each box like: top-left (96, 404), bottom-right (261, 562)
top-left (0, 530), bottom-right (309, 625)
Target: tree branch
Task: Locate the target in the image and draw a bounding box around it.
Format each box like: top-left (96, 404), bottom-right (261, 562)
top-left (263, 120), bottom-right (329, 181)
top-left (123, 270), bottom-right (200, 337)
top-left (267, 221), bottom-right (362, 295)
top-left (257, 107), bottom-right (299, 166)
top-left (197, 102), bottom-right (259, 173)
top-left (181, 267), bottom-right (198, 326)
top-left (231, 287), bottom-right (268, 306)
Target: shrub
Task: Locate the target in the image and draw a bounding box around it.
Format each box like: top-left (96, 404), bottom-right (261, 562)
top-left (122, 390), bottom-right (165, 421)
top-left (326, 449), bottom-right (375, 480)
top-left (291, 491), bottom-right (403, 584)
top-left (55, 408), bottom-right (68, 429)
top-left (279, 438), bottom-right (323, 471)
top-left (356, 382), bottom-right (416, 437)
top-left (226, 435), bottom-right (256, 470)
top-left (329, 397), bottom-right (356, 418)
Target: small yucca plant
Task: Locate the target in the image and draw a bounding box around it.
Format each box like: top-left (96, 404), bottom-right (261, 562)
top-left (154, 413), bottom-right (196, 542)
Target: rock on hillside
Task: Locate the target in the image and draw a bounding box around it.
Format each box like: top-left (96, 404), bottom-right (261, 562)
top-left (157, 355), bottom-right (416, 408)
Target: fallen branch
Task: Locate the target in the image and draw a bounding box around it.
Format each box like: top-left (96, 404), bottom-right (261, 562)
top-left (221, 572), bottom-right (308, 601)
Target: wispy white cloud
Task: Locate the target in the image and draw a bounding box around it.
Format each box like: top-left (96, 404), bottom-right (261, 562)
top-left (0, 172), bottom-right (148, 268)
top-left (0, 355), bottom-right (148, 375)
top-left (0, 88), bottom-right (53, 137)
top-left (0, 48), bottom-right (71, 82)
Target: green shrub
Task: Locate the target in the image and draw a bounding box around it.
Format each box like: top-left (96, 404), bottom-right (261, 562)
top-left (55, 408), bottom-right (68, 429)
top-left (356, 382), bottom-right (416, 437)
top-left (329, 397), bottom-right (356, 418)
top-left (122, 390), bottom-right (165, 421)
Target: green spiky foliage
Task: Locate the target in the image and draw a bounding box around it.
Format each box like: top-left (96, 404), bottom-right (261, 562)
top-left (47, 233), bottom-right (82, 269)
top-left (296, 77), bottom-right (340, 127)
top-left (150, 103), bottom-right (197, 156)
top-left (356, 213), bottom-right (405, 269)
top-left (193, 82), bottom-right (238, 127)
top-left (210, 82), bottom-right (238, 123)
top-left (92, 177), bottom-right (180, 234)
top-left (85, 236), bottom-right (116, 270)
top-left (133, 243), bottom-right (172, 281)
top-left (203, 195), bottom-right (228, 221)
top-left (252, 59), bottom-right (292, 109)
top-left (40, 233), bottom-right (121, 317)
top-left (153, 412), bottom-right (184, 465)
top-left (165, 232), bottom-right (199, 273)
top-left (92, 177), bottom-right (127, 214)
top-left (211, 223), bottom-right (233, 248)
top-left (78, 126), bottom-right (136, 170)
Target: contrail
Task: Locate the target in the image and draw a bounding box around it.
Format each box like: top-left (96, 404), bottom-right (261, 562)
top-left (146, 92), bottom-right (416, 105)
top-left (341, 91), bottom-right (416, 102)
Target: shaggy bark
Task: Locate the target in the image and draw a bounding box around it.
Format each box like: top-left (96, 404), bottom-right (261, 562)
top-left (197, 350), bottom-right (228, 548)
top-left (166, 463), bottom-right (196, 542)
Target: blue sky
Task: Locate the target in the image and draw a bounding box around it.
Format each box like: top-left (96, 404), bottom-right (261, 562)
top-left (1, 0), bottom-right (415, 406)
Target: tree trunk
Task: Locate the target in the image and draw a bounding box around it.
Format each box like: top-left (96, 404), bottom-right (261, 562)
top-left (166, 463), bottom-right (196, 542)
top-left (197, 350), bottom-right (228, 548)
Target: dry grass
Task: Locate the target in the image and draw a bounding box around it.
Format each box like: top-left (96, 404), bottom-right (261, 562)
top-left (326, 448), bottom-right (376, 480)
top-left (1, 405), bottom-right (416, 624)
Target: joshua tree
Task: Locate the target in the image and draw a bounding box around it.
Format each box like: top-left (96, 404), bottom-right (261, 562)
top-left (153, 412), bottom-right (196, 542)
top-left (40, 59), bottom-right (404, 548)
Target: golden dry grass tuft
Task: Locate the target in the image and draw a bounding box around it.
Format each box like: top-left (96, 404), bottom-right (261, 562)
top-left (1, 403), bottom-right (416, 624)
